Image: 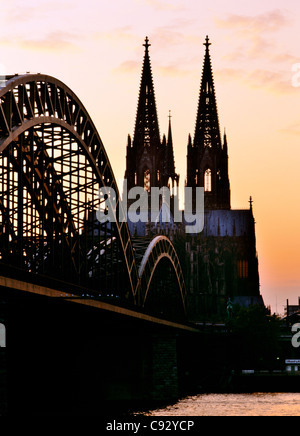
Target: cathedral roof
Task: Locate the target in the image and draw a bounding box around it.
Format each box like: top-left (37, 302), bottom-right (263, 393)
top-left (202, 209), bottom-right (254, 237)
top-left (126, 208), bottom-right (254, 238)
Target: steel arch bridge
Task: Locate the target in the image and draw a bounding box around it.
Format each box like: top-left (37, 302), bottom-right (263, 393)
top-left (0, 73), bottom-right (187, 318)
top-left (138, 235), bottom-right (187, 318)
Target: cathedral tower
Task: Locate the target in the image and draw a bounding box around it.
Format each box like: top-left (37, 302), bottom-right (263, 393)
top-left (122, 35), bottom-right (262, 320)
top-left (187, 36), bottom-right (230, 210)
top-left (125, 37), bottom-right (179, 197)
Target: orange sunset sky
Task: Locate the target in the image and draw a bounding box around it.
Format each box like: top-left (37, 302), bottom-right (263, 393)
top-left (1, 0), bottom-right (300, 314)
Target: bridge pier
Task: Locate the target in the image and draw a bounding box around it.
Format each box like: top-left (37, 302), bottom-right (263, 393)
top-left (151, 334), bottom-right (178, 401)
top-left (73, 332), bottom-right (179, 413)
top-left (0, 286), bottom-right (194, 415)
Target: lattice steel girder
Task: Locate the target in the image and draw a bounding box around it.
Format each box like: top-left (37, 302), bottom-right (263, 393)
top-left (0, 74), bottom-right (188, 317)
top-left (0, 74), bottom-right (139, 302)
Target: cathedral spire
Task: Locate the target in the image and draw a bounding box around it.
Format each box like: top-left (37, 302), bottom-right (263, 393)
top-left (125, 37), bottom-right (177, 195)
top-left (165, 111), bottom-right (176, 177)
top-left (187, 36), bottom-right (230, 210)
top-left (143, 36), bottom-right (151, 52)
top-left (204, 35), bottom-right (211, 51)
top-left (133, 36), bottom-right (160, 149)
top-left (194, 35), bottom-right (221, 149)
top-left (249, 196), bottom-right (253, 211)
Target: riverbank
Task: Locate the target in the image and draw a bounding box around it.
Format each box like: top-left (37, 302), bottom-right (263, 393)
top-left (177, 363), bottom-right (300, 397)
top-left (228, 370), bottom-right (300, 393)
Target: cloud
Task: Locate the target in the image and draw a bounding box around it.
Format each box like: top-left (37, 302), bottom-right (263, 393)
top-left (93, 26), bottom-right (137, 44)
top-left (150, 28), bottom-right (185, 49)
top-left (279, 121), bottom-right (300, 136)
top-left (0, 32), bottom-right (81, 53)
top-left (114, 58), bottom-right (191, 78)
top-left (20, 37), bottom-right (79, 53)
top-left (215, 67), bottom-right (294, 95)
top-left (2, 1), bottom-right (74, 24)
top-left (114, 60), bottom-right (140, 74)
top-left (215, 68), bottom-right (245, 81)
top-left (147, 26), bottom-right (203, 55)
top-left (215, 9), bottom-right (289, 35)
top-left (157, 64), bottom-right (191, 77)
top-left (139, 0), bottom-right (185, 11)
top-left (270, 53), bottom-right (300, 64)
top-left (245, 68), bottom-right (294, 94)
top-left (215, 9), bottom-right (294, 65)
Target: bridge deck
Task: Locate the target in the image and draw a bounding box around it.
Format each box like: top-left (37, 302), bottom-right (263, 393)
top-left (0, 275), bottom-right (199, 333)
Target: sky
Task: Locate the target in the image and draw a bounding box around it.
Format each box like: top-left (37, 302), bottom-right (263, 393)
top-left (0, 0), bottom-right (300, 315)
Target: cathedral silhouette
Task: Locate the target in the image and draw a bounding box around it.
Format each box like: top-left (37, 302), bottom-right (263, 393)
top-left (124, 36), bottom-right (264, 321)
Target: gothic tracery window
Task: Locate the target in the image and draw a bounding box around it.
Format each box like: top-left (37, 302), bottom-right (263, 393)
top-left (144, 169), bottom-right (151, 192)
top-left (204, 169), bottom-right (212, 192)
top-left (238, 260), bottom-right (249, 278)
top-left (195, 169), bottom-right (199, 185)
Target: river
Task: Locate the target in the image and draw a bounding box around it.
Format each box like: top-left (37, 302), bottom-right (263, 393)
top-left (142, 392), bottom-right (300, 416)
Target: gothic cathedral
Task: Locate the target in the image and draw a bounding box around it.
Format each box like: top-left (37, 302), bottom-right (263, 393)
top-left (124, 37), bottom-right (264, 321)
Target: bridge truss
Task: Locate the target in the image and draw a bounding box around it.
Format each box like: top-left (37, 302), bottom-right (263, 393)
top-left (0, 74), bottom-right (186, 317)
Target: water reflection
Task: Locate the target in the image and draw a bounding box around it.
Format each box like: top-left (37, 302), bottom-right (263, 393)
top-left (144, 393), bottom-right (300, 416)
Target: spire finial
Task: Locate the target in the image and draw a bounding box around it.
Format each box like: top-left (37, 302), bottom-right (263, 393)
top-left (168, 110), bottom-right (172, 121)
top-left (249, 196), bottom-right (253, 210)
top-left (143, 36), bottom-right (151, 52)
top-left (204, 35), bottom-right (211, 51)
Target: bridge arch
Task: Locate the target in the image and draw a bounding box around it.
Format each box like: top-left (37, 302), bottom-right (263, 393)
top-left (138, 236), bottom-right (187, 318)
top-left (0, 74), bottom-right (187, 317)
top-left (0, 74), bottom-right (139, 302)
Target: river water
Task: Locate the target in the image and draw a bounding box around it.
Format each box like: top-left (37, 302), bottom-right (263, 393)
top-left (144, 393), bottom-right (300, 416)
